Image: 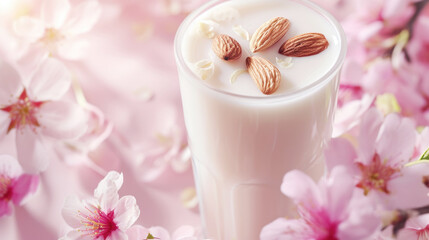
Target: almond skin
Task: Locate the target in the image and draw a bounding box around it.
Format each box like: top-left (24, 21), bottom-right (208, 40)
top-left (250, 17), bottom-right (290, 53)
top-left (279, 33), bottom-right (329, 57)
top-left (212, 34), bottom-right (242, 61)
top-left (246, 56), bottom-right (281, 95)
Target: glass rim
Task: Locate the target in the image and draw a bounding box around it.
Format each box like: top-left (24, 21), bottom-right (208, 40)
top-left (174, 0), bottom-right (347, 102)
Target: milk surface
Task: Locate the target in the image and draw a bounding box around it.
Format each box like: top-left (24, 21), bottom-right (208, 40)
top-left (182, 0), bottom-right (341, 96)
top-left (175, 0), bottom-right (345, 239)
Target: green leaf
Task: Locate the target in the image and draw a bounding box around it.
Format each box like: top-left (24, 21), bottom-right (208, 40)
top-left (419, 147), bottom-right (429, 161)
top-left (146, 233), bottom-right (155, 239)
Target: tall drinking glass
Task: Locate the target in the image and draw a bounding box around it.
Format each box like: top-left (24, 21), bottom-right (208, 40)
top-left (174, 0), bottom-right (346, 239)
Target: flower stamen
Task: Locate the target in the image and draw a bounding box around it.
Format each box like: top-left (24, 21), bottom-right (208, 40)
top-left (356, 154), bottom-right (399, 195)
top-left (0, 90), bottom-right (43, 133)
top-left (77, 204), bottom-right (118, 238)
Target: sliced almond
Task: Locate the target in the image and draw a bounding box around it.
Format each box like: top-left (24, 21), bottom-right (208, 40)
top-left (197, 20), bottom-right (218, 39)
top-left (233, 25), bottom-right (250, 41)
top-left (246, 56), bottom-right (281, 95)
top-left (276, 56), bottom-right (293, 69)
top-left (230, 68), bottom-right (247, 84)
top-left (212, 34), bottom-right (242, 61)
top-left (249, 17), bottom-right (290, 53)
top-left (279, 33), bottom-right (329, 57)
top-left (193, 59), bottom-right (214, 80)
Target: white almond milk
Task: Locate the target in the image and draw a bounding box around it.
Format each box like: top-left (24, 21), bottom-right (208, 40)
top-left (174, 0), bottom-right (346, 239)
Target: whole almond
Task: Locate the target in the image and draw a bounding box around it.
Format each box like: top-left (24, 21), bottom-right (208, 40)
top-left (212, 34), bottom-right (242, 61)
top-left (246, 56), bottom-right (281, 95)
top-left (250, 17), bottom-right (290, 53)
top-left (279, 33), bottom-right (329, 57)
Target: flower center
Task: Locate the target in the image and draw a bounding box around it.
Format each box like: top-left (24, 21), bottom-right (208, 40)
top-left (78, 204), bottom-right (118, 238)
top-left (356, 154), bottom-right (399, 195)
top-left (0, 174), bottom-right (12, 200)
top-left (40, 28), bottom-right (64, 53)
top-left (0, 90), bottom-right (43, 133)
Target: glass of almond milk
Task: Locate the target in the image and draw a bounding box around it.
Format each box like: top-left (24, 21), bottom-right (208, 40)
top-left (174, 0), bottom-right (346, 239)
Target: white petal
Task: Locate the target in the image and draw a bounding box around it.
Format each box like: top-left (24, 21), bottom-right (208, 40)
top-left (27, 58), bottom-right (71, 101)
top-left (147, 226), bottom-right (171, 240)
top-left (13, 16), bottom-right (45, 41)
top-left (0, 60), bottom-right (24, 106)
top-left (108, 230), bottom-right (128, 240)
top-left (126, 225), bottom-right (149, 240)
top-left (61, 195), bottom-right (84, 228)
top-left (114, 196), bottom-right (140, 231)
top-left (62, 1), bottom-right (101, 36)
top-left (41, 0), bottom-right (71, 28)
top-left (63, 229), bottom-right (93, 240)
top-left (94, 171), bottom-right (123, 199)
top-left (15, 127), bottom-right (50, 173)
top-left (57, 38), bottom-right (90, 60)
top-left (0, 155), bottom-right (22, 178)
top-left (38, 101), bottom-right (88, 140)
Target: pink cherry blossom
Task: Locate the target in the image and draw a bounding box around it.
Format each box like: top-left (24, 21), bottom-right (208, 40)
top-left (260, 166), bottom-right (380, 240)
top-left (326, 108), bottom-right (429, 210)
top-left (13, 0), bottom-right (101, 60)
top-left (126, 224), bottom-right (203, 240)
top-left (61, 171), bottom-right (140, 239)
top-left (0, 59), bottom-right (87, 173)
top-left (0, 154), bottom-right (39, 217)
top-left (397, 214), bottom-right (429, 240)
top-left (362, 58), bottom-right (425, 123)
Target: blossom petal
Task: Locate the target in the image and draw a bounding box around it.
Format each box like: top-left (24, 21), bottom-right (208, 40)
top-left (324, 137), bottom-right (357, 172)
top-left (126, 225), bottom-right (149, 239)
top-left (38, 101), bottom-right (88, 140)
top-left (0, 200), bottom-right (12, 217)
top-left (281, 170), bottom-right (321, 207)
top-left (16, 128), bottom-right (50, 173)
top-left (337, 198), bottom-right (380, 240)
top-left (11, 174), bottom-right (39, 204)
top-left (108, 230), bottom-right (128, 240)
top-left (376, 114), bottom-right (416, 165)
top-left (27, 58), bottom-right (71, 101)
top-left (260, 218), bottom-right (310, 240)
top-left (0, 111), bottom-right (10, 139)
top-left (405, 214), bottom-right (429, 229)
top-left (13, 16), bottom-right (45, 41)
top-left (147, 226), bottom-right (171, 240)
top-left (94, 171), bottom-right (123, 210)
top-left (62, 229), bottom-right (93, 240)
top-left (324, 166), bottom-right (355, 221)
top-left (358, 108), bottom-right (383, 164)
top-left (385, 162), bottom-right (429, 209)
top-left (61, 195), bottom-right (86, 228)
top-left (396, 229), bottom-right (419, 240)
top-left (0, 60), bottom-right (24, 106)
top-left (0, 155), bottom-right (22, 178)
top-left (94, 171), bottom-right (123, 197)
top-left (41, 0), bottom-right (70, 28)
top-left (62, 1), bottom-right (101, 35)
top-left (114, 196), bottom-right (140, 231)
top-left (57, 38), bottom-right (90, 60)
